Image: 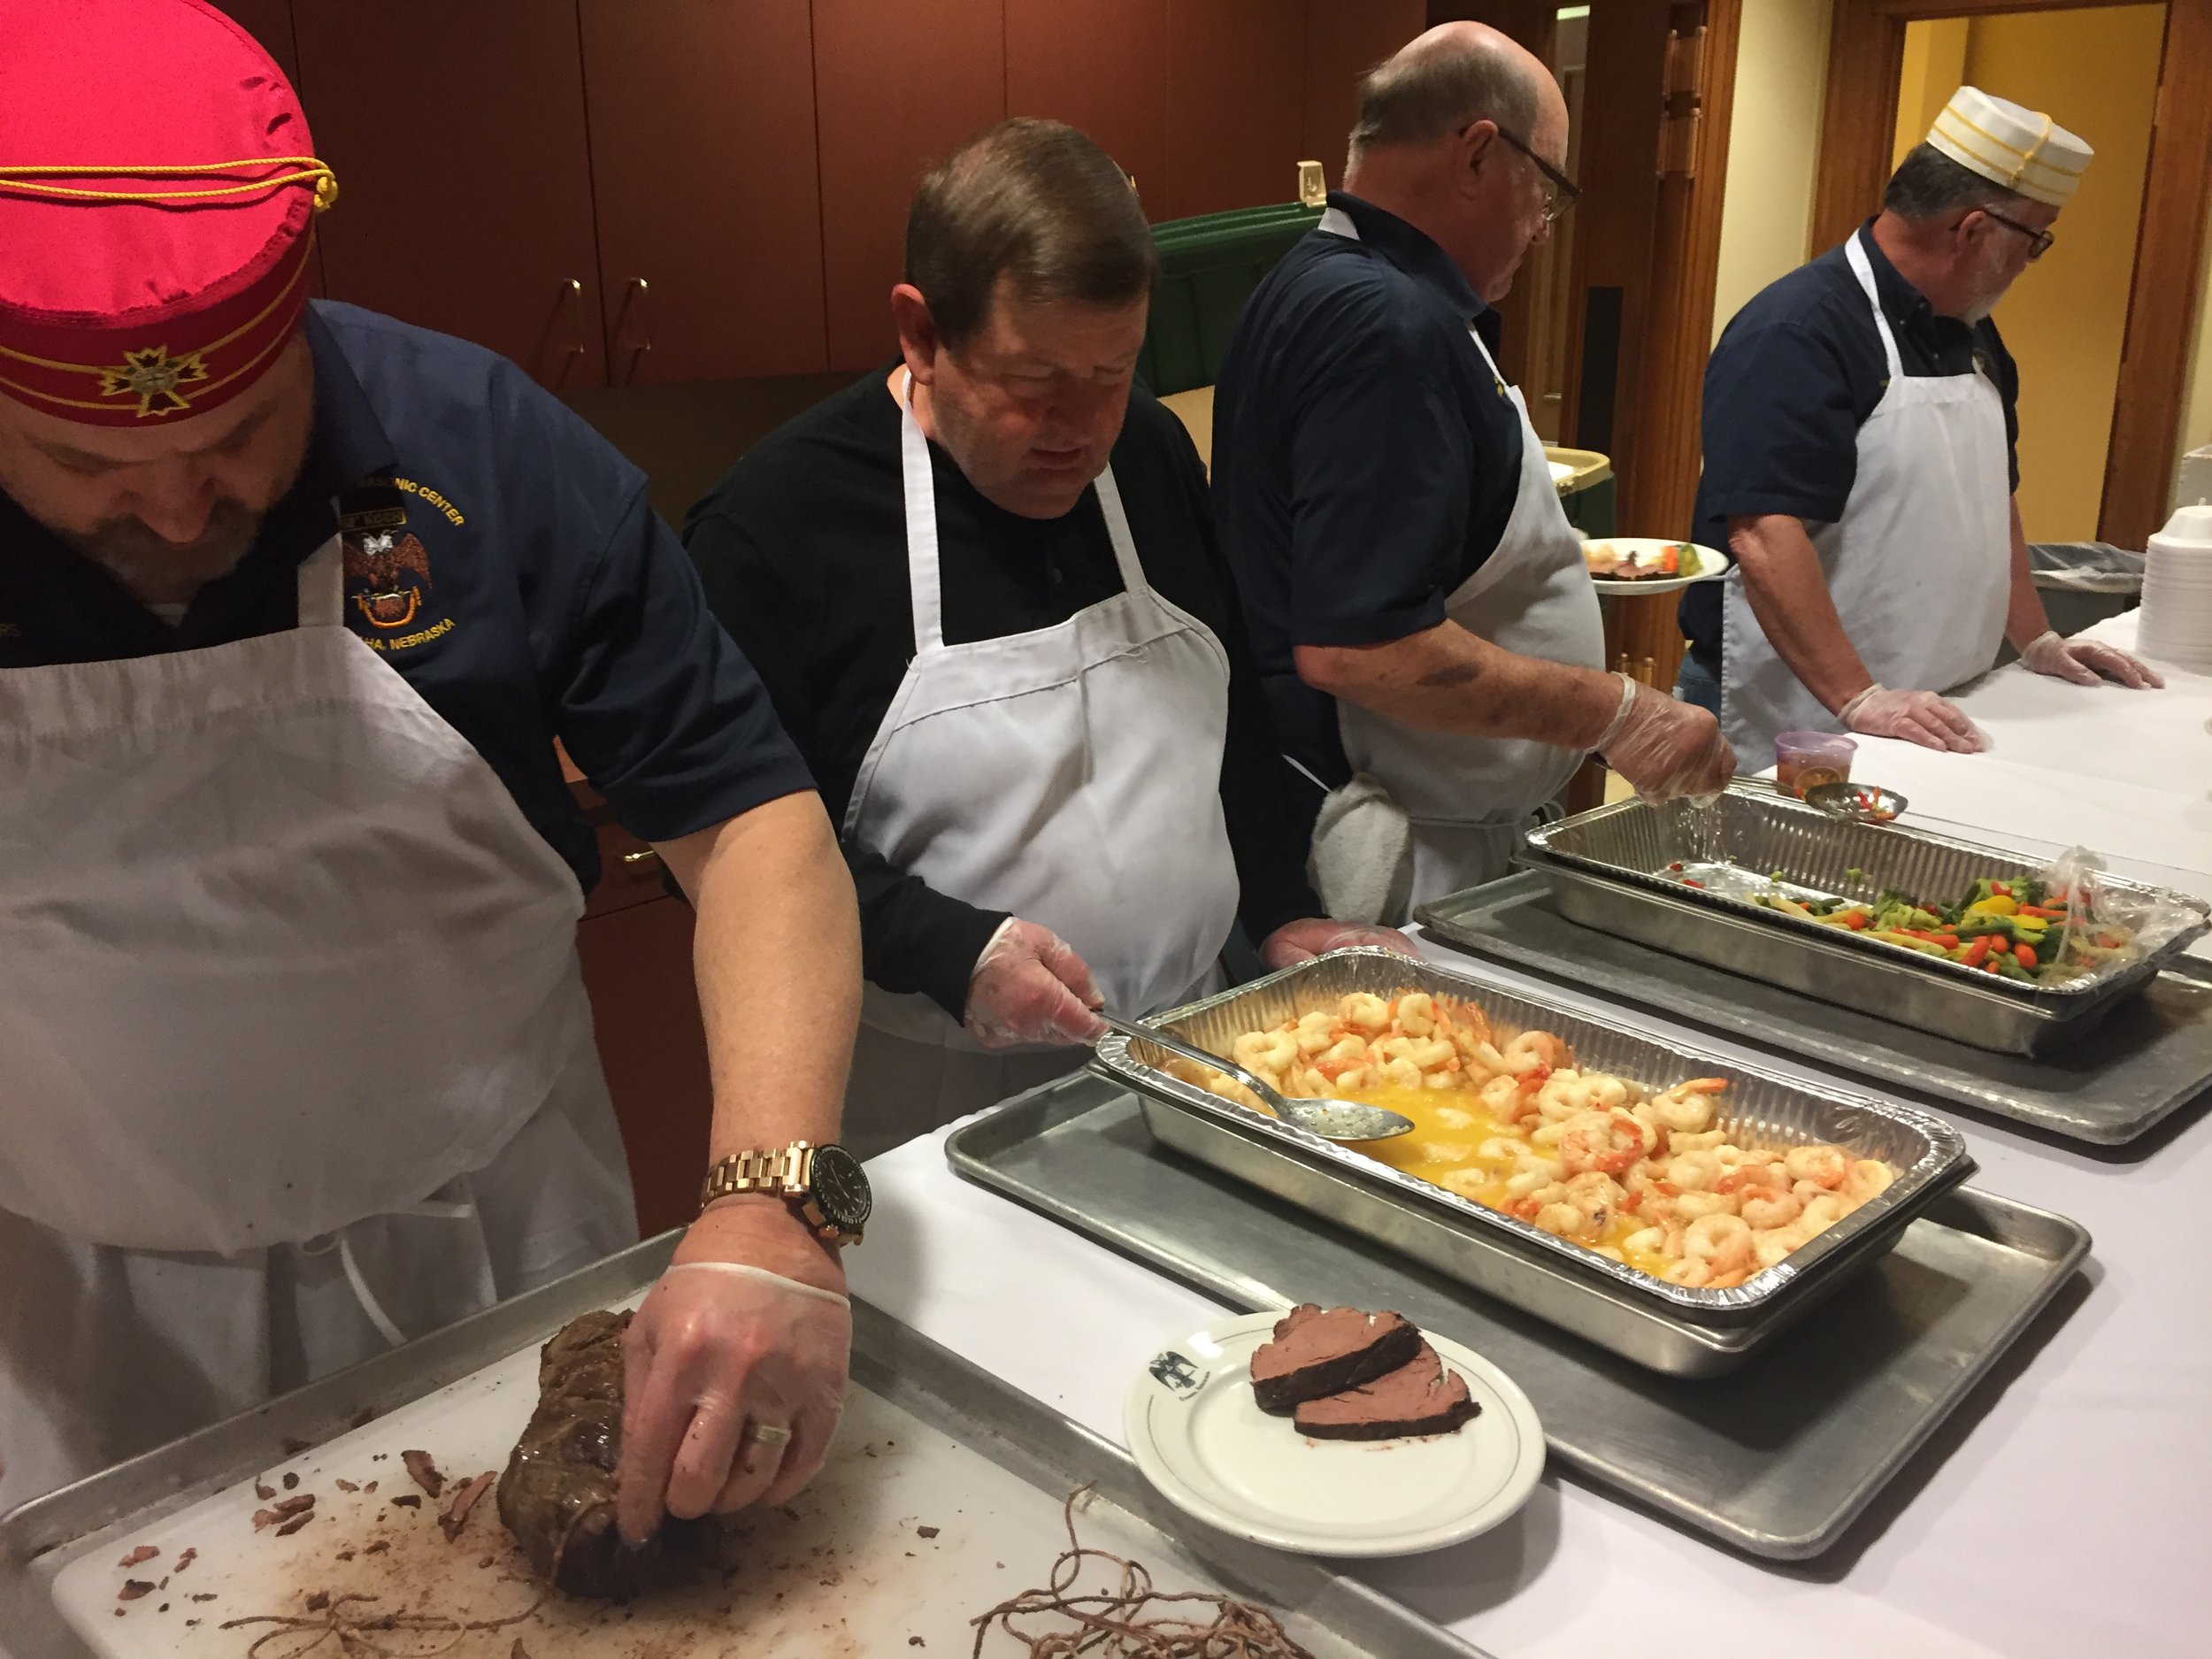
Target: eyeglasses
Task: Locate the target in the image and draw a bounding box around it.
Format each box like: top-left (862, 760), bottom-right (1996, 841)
top-left (1492, 127), bottom-right (1579, 225)
top-left (1978, 207), bottom-right (2055, 262)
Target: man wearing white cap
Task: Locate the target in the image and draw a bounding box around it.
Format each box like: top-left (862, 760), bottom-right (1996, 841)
top-left (1677, 88), bottom-right (2161, 771)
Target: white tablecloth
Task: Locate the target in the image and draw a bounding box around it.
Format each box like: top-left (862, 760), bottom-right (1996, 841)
top-left (852, 610), bottom-right (2211, 1659)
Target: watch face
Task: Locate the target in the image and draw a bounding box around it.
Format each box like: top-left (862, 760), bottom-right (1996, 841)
top-left (810, 1144), bottom-right (872, 1233)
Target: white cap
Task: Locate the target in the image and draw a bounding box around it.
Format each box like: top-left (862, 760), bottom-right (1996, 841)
top-left (1927, 87), bottom-right (2092, 207)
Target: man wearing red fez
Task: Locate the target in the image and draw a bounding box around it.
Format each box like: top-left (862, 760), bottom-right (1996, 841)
top-left (0, 0), bottom-right (864, 1542)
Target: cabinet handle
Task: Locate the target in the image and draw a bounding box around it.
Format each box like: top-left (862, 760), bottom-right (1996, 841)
top-left (616, 277), bottom-right (652, 383)
top-left (620, 848), bottom-right (661, 868)
top-left (564, 279), bottom-right (588, 357)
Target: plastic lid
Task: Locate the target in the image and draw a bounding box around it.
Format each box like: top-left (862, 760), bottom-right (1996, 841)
top-left (2149, 503), bottom-right (2212, 553)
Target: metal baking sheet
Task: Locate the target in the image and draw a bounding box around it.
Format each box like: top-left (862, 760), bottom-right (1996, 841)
top-left (1521, 784), bottom-right (2211, 1055)
top-left (0, 1237), bottom-right (1486, 1659)
top-left (1417, 872), bottom-right (2212, 1146)
top-left (1094, 950), bottom-right (1972, 1341)
top-left (949, 1073), bottom-right (2091, 1561)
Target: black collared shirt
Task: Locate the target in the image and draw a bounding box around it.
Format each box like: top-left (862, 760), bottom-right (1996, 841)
top-left (684, 368), bottom-right (1321, 1020)
top-left (1212, 190), bottom-right (1525, 794)
top-left (0, 302), bottom-right (812, 892)
top-left (1680, 224), bottom-right (2022, 672)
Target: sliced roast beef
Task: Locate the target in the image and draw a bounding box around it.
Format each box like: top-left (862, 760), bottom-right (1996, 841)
top-left (497, 1310), bottom-right (717, 1598)
top-left (1294, 1340), bottom-right (1481, 1440)
top-left (1249, 1303), bottom-right (1423, 1414)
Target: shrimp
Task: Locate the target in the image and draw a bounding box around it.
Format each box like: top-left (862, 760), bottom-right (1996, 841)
top-left (1585, 1072), bottom-right (1632, 1110)
top-left (1784, 1144), bottom-right (1850, 1189)
top-left (1233, 1030), bottom-right (1297, 1078)
top-left (1561, 1171), bottom-right (1624, 1230)
top-left (1339, 992), bottom-right (1392, 1033)
top-left (1555, 1109), bottom-right (1654, 1177)
top-left (1418, 1141), bottom-right (1477, 1164)
top-left (1294, 1010), bottom-right (1338, 1055)
top-left (1534, 1070), bottom-right (1594, 1121)
top-left (1621, 1224), bottom-right (1675, 1259)
top-left (1751, 1225), bottom-right (1805, 1270)
top-left (1740, 1188), bottom-right (1804, 1231)
top-left (1438, 1166), bottom-right (1500, 1201)
top-left (1841, 1158), bottom-right (1896, 1206)
top-left (1668, 1127), bottom-right (1729, 1154)
top-left (1534, 1201), bottom-right (1595, 1241)
top-left (1503, 1155), bottom-right (1567, 1199)
top-left (1314, 1035), bottom-right (1368, 1072)
top-left (1502, 1029), bottom-right (1568, 1075)
top-left (1798, 1194), bottom-right (1845, 1236)
top-left (1394, 992), bottom-right (1436, 1036)
top-left (1664, 1149), bottom-right (1723, 1192)
top-left (1431, 1105), bottom-right (1476, 1131)
top-left (1380, 1056), bottom-right (1424, 1089)
top-left (1668, 1190), bottom-right (1736, 1223)
top-left (1652, 1076), bottom-right (1727, 1134)
top-left (1662, 1256), bottom-right (1716, 1288)
top-left (1479, 1072), bottom-right (1527, 1116)
top-left (1685, 1212), bottom-right (1754, 1277)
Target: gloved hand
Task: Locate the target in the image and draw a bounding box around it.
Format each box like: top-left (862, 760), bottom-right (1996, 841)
top-left (2020, 629), bottom-right (2164, 689)
top-left (1839, 683), bottom-right (1984, 753)
top-left (618, 1235), bottom-right (851, 1545)
top-left (1596, 676), bottom-right (1736, 801)
top-left (1259, 918), bottom-right (1419, 970)
top-left (964, 917), bottom-right (1107, 1048)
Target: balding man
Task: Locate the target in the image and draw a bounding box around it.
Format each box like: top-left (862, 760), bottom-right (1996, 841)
top-left (1677, 88), bottom-right (2159, 769)
top-left (1214, 24), bottom-right (1732, 923)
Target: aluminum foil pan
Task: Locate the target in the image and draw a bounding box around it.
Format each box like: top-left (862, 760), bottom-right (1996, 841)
top-left (1523, 783), bottom-right (2209, 1012)
top-left (1092, 949), bottom-right (1973, 1328)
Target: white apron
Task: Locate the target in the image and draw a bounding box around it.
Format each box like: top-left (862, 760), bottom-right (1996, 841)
top-left (1721, 230), bottom-right (2012, 772)
top-left (1308, 208), bottom-right (1606, 922)
top-left (0, 541), bottom-right (635, 1509)
top-left (837, 379), bottom-right (1241, 1156)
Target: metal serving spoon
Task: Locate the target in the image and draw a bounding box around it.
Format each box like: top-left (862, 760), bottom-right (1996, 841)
top-left (1099, 1014), bottom-right (1415, 1143)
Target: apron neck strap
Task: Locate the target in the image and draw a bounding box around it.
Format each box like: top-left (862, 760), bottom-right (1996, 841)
top-left (296, 535), bottom-right (346, 629)
top-left (897, 372), bottom-right (949, 652)
top-left (897, 371), bottom-right (1149, 647)
top-left (1845, 231), bottom-right (1906, 383)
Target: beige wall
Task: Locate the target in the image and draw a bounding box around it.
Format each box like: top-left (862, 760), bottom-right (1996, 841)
top-left (1891, 18), bottom-right (1967, 165)
top-left (1897, 6), bottom-right (2167, 541)
top-left (2183, 211), bottom-right (2212, 508)
top-left (1709, 0), bottom-right (1832, 344)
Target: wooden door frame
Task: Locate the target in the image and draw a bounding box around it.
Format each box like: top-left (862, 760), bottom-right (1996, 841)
top-left (1814, 0), bottom-right (2212, 549)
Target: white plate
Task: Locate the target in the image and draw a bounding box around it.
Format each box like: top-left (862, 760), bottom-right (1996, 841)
top-left (1584, 537), bottom-right (1731, 597)
top-left (1123, 1311), bottom-right (1546, 1557)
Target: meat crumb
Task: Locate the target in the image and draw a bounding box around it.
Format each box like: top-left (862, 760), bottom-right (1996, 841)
top-left (364, 1480), bottom-right (378, 1494)
top-left (479, 1554), bottom-right (496, 1569)
top-left (439, 1471), bottom-right (498, 1541)
top-left (511, 1641), bottom-right (534, 1659)
top-left (917, 1525), bottom-right (940, 1539)
top-left (251, 1509), bottom-right (279, 1532)
top-left (390, 1494), bottom-right (421, 1509)
top-left (335, 1549), bottom-right (356, 1563)
top-left (157, 1576), bottom-right (169, 1590)
top-left (334, 1478), bottom-right (359, 1493)
top-left (112, 1608), bottom-right (124, 1618)
top-left (910, 1640), bottom-right (926, 1648)
top-left (281, 1471), bottom-right (300, 1491)
top-left (275, 1512), bottom-right (315, 1538)
top-left (157, 1603), bottom-right (169, 1613)
top-left (118, 1580), bottom-right (155, 1601)
top-left (305, 1591), bottom-right (329, 1612)
top-left (402, 1448), bottom-right (444, 1497)
top-left (365, 1540), bottom-right (389, 1555)
top-left (254, 1481), bottom-right (275, 1501)
top-left (191, 1594), bottom-right (219, 1603)
top-left (175, 1548), bottom-right (198, 1572)
top-left (117, 1545), bottom-right (158, 1568)
top-left (269, 1494), bottom-right (315, 1519)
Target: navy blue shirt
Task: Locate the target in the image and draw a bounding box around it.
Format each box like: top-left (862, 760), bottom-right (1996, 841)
top-left (0, 302), bottom-right (811, 892)
top-left (1680, 225), bottom-right (2021, 673)
top-left (1214, 192), bottom-right (1524, 792)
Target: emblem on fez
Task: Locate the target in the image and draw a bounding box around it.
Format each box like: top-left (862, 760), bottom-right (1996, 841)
top-left (97, 344), bottom-right (211, 418)
top-left (343, 530), bottom-right (433, 629)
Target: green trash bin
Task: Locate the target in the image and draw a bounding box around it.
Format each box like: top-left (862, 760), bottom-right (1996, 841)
top-left (1140, 204), bottom-right (1322, 396)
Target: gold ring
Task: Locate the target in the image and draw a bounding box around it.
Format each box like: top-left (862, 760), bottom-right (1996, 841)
top-left (749, 1421), bottom-right (793, 1449)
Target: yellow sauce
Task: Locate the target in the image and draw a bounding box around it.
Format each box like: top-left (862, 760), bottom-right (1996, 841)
top-left (1321, 1080), bottom-right (1678, 1280)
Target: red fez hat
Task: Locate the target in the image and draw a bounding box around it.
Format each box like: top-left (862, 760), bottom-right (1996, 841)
top-left (0, 0), bottom-right (334, 427)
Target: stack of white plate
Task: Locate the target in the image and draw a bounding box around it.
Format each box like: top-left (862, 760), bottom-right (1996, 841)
top-left (2139, 503), bottom-right (2212, 671)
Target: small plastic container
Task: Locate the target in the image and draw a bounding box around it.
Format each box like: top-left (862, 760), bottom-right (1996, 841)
top-left (1774, 731), bottom-right (1857, 797)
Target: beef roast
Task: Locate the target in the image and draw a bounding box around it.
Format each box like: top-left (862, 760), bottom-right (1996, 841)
top-left (1293, 1341), bottom-right (1480, 1440)
top-left (497, 1310), bottom-right (713, 1598)
top-left (1249, 1304), bottom-right (1423, 1414)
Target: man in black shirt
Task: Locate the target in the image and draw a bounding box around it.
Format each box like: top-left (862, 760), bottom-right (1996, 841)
top-left (687, 119), bottom-right (1406, 1153)
top-left (1678, 87), bottom-right (2157, 771)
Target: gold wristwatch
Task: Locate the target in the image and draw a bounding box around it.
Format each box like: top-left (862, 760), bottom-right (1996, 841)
top-left (698, 1141), bottom-right (870, 1247)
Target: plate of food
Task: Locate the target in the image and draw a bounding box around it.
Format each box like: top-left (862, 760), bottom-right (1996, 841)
top-left (1582, 537), bottom-right (1729, 596)
top-left (1124, 1305), bottom-right (1545, 1556)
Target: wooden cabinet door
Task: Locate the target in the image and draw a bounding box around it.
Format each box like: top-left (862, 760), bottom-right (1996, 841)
top-left (813, 0), bottom-right (1005, 370)
top-left (289, 0), bottom-right (607, 389)
top-left (1301, 1), bottom-right (1426, 192)
top-left (1157, 0), bottom-right (1304, 220)
top-left (1007, 0), bottom-right (1170, 211)
top-left (576, 897), bottom-right (715, 1240)
top-left (580, 0), bottom-right (829, 385)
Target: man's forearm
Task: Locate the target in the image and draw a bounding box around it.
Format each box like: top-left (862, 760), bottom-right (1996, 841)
top-left (1731, 514), bottom-right (1871, 714)
top-left (2001, 497), bottom-right (2052, 650)
top-left (1294, 622), bottom-right (1621, 747)
top-left (657, 792), bottom-right (861, 1158)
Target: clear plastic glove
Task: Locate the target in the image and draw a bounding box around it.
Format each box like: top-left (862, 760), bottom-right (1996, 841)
top-left (1839, 683), bottom-right (1984, 753)
top-left (1597, 678), bottom-right (1736, 801)
top-left (1259, 918), bottom-right (1419, 970)
top-left (2019, 629), bottom-right (2164, 690)
top-left (964, 917), bottom-right (1107, 1048)
top-left (617, 1257), bottom-right (851, 1544)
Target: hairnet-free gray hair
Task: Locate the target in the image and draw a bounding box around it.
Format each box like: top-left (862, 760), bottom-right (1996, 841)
top-left (1348, 40), bottom-right (1541, 158)
top-left (1884, 142), bottom-right (2028, 221)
